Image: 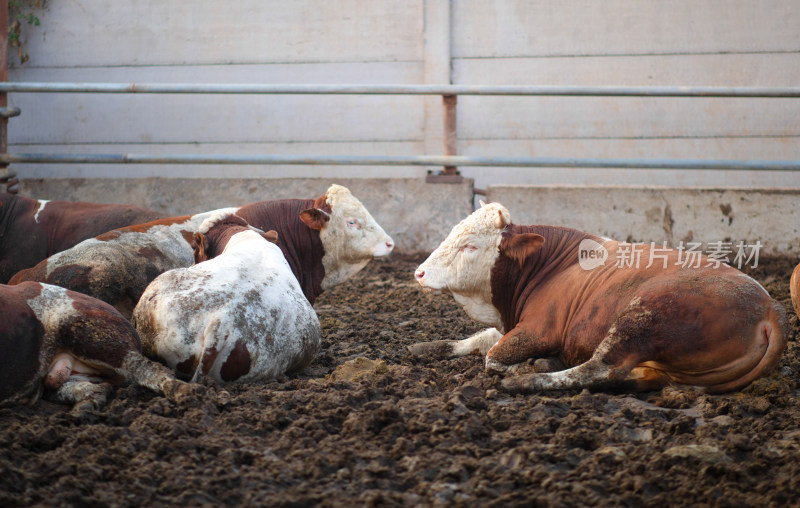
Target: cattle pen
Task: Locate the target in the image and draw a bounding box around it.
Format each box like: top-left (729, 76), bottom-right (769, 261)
top-left (2, 1), bottom-right (800, 506)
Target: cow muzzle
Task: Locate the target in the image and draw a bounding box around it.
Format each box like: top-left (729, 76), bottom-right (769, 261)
top-left (414, 268), bottom-right (445, 295)
top-left (372, 237), bottom-right (395, 257)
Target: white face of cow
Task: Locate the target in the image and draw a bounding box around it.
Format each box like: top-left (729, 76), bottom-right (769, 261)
top-left (415, 202), bottom-right (512, 328)
top-left (315, 184), bottom-right (394, 289)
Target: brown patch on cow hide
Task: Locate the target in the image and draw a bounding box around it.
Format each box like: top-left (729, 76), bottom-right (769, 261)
top-left (98, 215), bottom-right (193, 239)
top-left (235, 199), bottom-right (326, 304)
top-left (176, 355), bottom-right (200, 380)
top-left (201, 346), bottom-right (220, 376)
top-left (137, 245), bottom-right (163, 261)
top-left (220, 341), bottom-right (252, 382)
top-left (0, 283), bottom-right (46, 403)
top-left (313, 193), bottom-right (332, 215)
top-left (491, 224), bottom-right (600, 333)
top-left (62, 291), bottom-right (142, 374)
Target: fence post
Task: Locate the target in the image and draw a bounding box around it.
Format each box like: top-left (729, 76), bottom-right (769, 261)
top-left (0, 0), bottom-right (16, 193)
top-left (426, 93), bottom-right (463, 183)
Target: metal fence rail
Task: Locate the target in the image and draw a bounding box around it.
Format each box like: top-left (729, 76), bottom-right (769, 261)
top-left (1, 82), bottom-right (798, 188)
top-left (2, 82), bottom-right (800, 97)
top-left (1, 153), bottom-right (799, 171)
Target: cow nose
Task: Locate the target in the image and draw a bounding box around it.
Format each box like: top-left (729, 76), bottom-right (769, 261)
top-left (414, 269), bottom-right (425, 281)
top-left (386, 240), bottom-right (395, 250)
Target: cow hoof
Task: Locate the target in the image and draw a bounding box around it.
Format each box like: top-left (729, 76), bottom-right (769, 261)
top-left (485, 358), bottom-right (513, 375)
top-left (162, 379), bottom-right (205, 405)
top-left (407, 340), bottom-right (455, 359)
top-left (534, 357), bottom-right (566, 373)
top-left (500, 374), bottom-right (537, 395)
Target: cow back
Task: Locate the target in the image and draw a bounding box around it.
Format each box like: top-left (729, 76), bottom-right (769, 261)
top-left (236, 199), bottom-right (326, 303)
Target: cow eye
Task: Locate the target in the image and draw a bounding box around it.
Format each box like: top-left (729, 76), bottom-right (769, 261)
top-left (346, 218), bottom-right (362, 229)
top-left (460, 244), bottom-right (477, 253)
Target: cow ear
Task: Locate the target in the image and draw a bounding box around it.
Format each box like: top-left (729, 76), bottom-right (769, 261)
top-left (262, 230), bottom-right (279, 244)
top-left (192, 232), bottom-right (210, 263)
top-left (495, 209), bottom-right (510, 229)
top-left (500, 233), bottom-right (545, 266)
top-left (299, 208), bottom-right (330, 230)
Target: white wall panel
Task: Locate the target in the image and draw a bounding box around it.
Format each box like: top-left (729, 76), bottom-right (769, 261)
top-left (16, 0), bottom-right (424, 68)
top-left (452, 0), bottom-right (800, 58)
top-left (8, 63), bottom-right (424, 144)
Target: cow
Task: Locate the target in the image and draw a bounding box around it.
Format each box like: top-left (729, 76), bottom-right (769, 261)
top-left (0, 281), bottom-right (192, 412)
top-left (412, 202), bottom-right (787, 394)
top-left (0, 193), bottom-right (162, 283)
top-left (9, 209), bottom-right (237, 318)
top-left (10, 184), bottom-right (394, 316)
top-left (132, 213), bottom-right (321, 383)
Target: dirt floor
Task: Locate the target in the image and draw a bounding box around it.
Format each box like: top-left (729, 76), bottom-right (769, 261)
top-left (1, 254), bottom-right (799, 507)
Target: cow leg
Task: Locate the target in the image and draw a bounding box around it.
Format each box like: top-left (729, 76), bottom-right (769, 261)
top-left (408, 327), bottom-right (502, 359)
top-left (501, 297), bottom-right (670, 393)
top-left (484, 325), bottom-right (563, 376)
top-left (45, 378), bottom-right (113, 413)
top-left (121, 351), bottom-right (199, 403)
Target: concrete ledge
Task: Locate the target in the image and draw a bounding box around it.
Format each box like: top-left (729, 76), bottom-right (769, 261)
top-left (18, 177), bottom-right (474, 254)
top-left (487, 185), bottom-right (800, 256)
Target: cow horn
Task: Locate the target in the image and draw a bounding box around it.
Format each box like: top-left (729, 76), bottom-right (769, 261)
top-left (495, 209), bottom-right (509, 229)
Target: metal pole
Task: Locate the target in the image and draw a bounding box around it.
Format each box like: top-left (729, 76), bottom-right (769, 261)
top-left (1, 82), bottom-right (800, 97)
top-left (427, 94), bottom-right (463, 183)
top-left (2, 152), bottom-right (799, 171)
top-left (0, 0), bottom-right (15, 194)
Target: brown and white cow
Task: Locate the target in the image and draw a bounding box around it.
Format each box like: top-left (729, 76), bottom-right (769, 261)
top-left (0, 281), bottom-right (191, 411)
top-left (412, 202), bottom-right (788, 394)
top-left (10, 184), bottom-right (393, 316)
top-left (234, 183), bottom-right (395, 303)
top-left (790, 263), bottom-right (800, 319)
top-left (0, 193), bottom-right (162, 283)
top-left (9, 209), bottom-right (237, 318)
top-left (132, 213), bottom-right (321, 383)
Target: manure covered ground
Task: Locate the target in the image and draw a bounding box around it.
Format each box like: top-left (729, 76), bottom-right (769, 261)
top-left (1, 254), bottom-right (799, 507)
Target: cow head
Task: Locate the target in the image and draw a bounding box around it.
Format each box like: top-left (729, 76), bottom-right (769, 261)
top-left (415, 202), bottom-right (544, 327)
top-left (299, 184), bottom-right (394, 289)
top-left (192, 212), bottom-right (278, 263)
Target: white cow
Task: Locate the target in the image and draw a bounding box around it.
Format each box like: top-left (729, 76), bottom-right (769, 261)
top-left (132, 213), bottom-right (322, 383)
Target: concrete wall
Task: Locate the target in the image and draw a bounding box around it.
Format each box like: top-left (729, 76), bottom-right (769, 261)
top-left (488, 185), bottom-right (800, 256)
top-left (18, 177), bottom-right (474, 255)
top-left (6, 1), bottom-right (800, 191)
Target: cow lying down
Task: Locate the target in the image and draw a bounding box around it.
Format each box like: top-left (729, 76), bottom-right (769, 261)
top-left (0, 281), bottom-right (191, 412)
top-left (0, 193), bottom-right (162, 283)
top-left (132, 213), bottom-right (321, 383)
top-left (9, 208), bottom-right (237, 318)
top-left (10, 184), bottom-right (394, 318)
top-left (412, 202), bottom-right (788, 394)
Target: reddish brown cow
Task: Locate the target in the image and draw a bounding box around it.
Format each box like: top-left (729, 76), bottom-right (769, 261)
top-left (0, 193), bottom-right (162, 283)
top-left (0, 281), bottom-right (191, 412)
top-left (413, 202), bottom-right (787, 394)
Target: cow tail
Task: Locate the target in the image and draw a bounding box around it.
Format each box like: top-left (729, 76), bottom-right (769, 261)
top-left (791, 262), bottom-right (800, 317)
top-left (706, 300), bottom-right (789, 394)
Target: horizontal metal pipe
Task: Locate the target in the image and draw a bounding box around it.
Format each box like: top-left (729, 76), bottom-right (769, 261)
top-left (1, 82), bottom-right (800, 97)
top-left (2, 153), bottom-right (799, 171)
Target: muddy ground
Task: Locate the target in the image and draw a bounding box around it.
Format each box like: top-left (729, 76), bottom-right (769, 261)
top-left (1, 254), bottom-right (799, 507)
